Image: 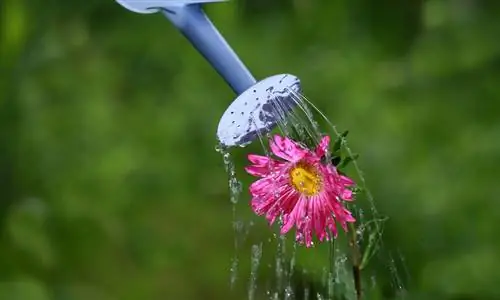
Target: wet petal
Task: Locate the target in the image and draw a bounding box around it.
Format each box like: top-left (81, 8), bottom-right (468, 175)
top-left (341, 189), bottom-right (353, 201)
top-left (265, 202), bottom-right (283, 225)
top-left (278, 189), bottom-right (300, 214)
top-left (248, 154), bottom-right (271, 166)
top-left (270, 135), bottom-right (308, 162)
top-left (344, 209), bottom-right (356, 222)
top-left (246, 154), bottom-right (286, 178)
top-left (245, 165), bottom-right (272, 177)
top-left (251, 193), bottom-right (277, 215)
top-left (327, 164), bottom-right (341, 177)
top-left (249, 177), bottom-right (275, 195)
top-left (280, 196), bottom-right (304, 235)
top-left (315, 135), bottom-right (331, 158)
top-left (311, 197), bottom-right (326, 241)
top-left (339, 175), bottom-right (355, 186)
top-left (294, 198), bottom-right (313, 247)
top-left (281, 213), bottom-right (296, 235)
top-left (302, 215), bottom-right (314, 247)
top-left (327, 218), bottom-right (338, 238)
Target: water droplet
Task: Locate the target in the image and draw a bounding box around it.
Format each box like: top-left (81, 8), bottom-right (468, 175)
top-left (229, 257), bottom-right (238, 288)
top-left (284, 286), bottom-right (294, 299)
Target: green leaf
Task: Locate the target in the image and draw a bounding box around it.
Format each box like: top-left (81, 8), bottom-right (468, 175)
top-left (333, 130), bottom-right (349, 152)
top-left (338, 153), bottom-right (359, 169)
top-left (331, 156), bottom-right (342, 166)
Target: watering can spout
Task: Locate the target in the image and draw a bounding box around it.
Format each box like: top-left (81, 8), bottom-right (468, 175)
top-left (115, 0), bottom-right (256, 95)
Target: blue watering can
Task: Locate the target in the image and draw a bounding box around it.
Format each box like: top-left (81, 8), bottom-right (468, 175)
top-left (115, 0), bottom-right (301, 147)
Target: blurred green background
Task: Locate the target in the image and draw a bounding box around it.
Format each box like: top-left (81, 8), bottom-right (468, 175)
top-left (2, 0), bottom-right (500, 299)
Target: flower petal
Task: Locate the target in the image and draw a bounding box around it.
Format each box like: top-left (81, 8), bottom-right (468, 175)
top-left (251, 193), bottom-right (275, 215)
top-left (315, 135), bottom-right (331, 158)
top-left (248, 154), bottom-right (271, 166)
top-left (270, 135), bottom-right (308, 162)
top-left (281, 196), bottom-right (304, 235)
top-left (328, 218), bottom-right (338, 238)
top-left (341, 189), bottom-right (353, 201)
top-left (311, 197), bottom-right (327, 241)
top-left (344, 209), bottom-right (356, 223)
top-left (245, 165), bottom-right (272, 177)
top-left (249, 178), bottom-right (274, 195)
top-left (339, 175), bottom-right (355, 186)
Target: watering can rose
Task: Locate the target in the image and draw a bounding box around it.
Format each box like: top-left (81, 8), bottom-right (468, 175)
top-left (245, 135), bottom-right (356, 247)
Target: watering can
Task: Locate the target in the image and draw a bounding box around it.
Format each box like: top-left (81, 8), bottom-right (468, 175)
top-left (115, 0), bottom-right (301, 147)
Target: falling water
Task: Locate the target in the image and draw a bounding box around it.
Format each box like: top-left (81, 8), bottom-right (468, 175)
top-left (249, 243), bottom-right (263, 300)
top-left (215, 144), bottom-right (243, 289)
top-left (216, 89), bottom-right (408, 299)
top-left (290, 90), bottom-right (408, 298)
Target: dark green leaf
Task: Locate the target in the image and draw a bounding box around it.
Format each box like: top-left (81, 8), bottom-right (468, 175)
top-left (338, 153), bottom-right (359, 169)
top-left (333, 130), bottom-right (349, 152)
top-left (331, 156), bottom-right (342, 166)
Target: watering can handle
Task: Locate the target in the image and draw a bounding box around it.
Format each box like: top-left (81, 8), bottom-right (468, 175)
top-left (115, 0), bottom-right (257, 95)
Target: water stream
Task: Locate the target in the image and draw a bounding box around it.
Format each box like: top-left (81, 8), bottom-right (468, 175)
top-left (216, 90), bottom-right (407, 299)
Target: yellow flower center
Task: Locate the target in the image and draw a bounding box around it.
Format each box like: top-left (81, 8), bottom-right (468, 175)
top-left (289, 162), bottom-right (322, 196)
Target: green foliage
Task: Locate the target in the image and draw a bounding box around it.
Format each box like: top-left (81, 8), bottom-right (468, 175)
top-left (2, 0), bottom-right (500, 299)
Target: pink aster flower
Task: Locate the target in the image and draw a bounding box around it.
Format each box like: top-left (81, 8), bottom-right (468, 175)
top-left (245, 134), bottom-right (356, 247)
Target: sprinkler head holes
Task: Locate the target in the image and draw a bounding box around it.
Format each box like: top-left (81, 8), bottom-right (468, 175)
top-left (217, 74), bottom-right (301, 148)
